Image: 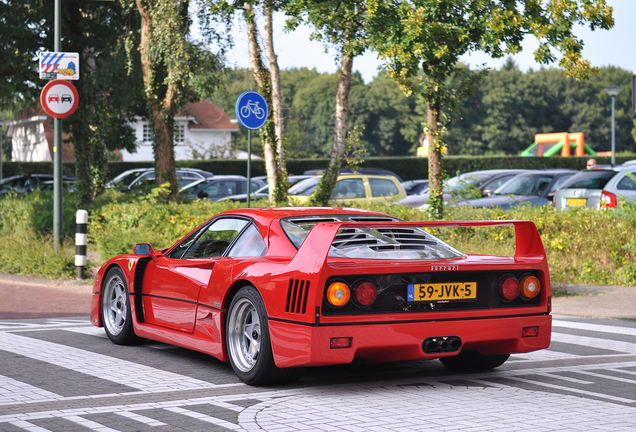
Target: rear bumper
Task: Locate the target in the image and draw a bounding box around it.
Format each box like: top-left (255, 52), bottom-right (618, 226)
top-left (269, 314), bottom-right (551, 367)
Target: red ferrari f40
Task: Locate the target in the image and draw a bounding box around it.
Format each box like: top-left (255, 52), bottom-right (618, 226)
top-left (91, 207), bottom-right (551, 385)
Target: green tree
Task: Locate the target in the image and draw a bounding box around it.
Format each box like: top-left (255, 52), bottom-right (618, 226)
top-left (287, 0), bottom-right (369, 206)
top-left (120, 0), bottom-right (223, 201)
top-left (367, 0), bottom-right (614, 219)
top-left (1, 0), bottom-right (144, 204)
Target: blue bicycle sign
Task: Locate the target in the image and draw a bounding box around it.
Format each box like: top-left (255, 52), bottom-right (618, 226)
top-left (235, 91), bottom-right (269, 130)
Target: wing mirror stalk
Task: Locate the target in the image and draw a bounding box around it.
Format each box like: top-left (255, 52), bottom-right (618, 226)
top-left (134, 243), bottom-right (158, 263)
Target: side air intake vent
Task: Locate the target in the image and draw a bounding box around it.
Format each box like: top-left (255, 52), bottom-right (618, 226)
top-left (286, 279), bottom-right (310, 314)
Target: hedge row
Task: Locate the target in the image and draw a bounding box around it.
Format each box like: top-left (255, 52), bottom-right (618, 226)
top-left (3, 155), bottom-right (634, 182)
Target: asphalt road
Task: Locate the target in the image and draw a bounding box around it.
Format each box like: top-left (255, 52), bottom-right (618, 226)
top-left (2, 275), bottom-right (636, 431)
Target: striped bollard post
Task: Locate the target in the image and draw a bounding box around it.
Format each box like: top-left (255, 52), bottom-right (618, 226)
top-left (75, 209), bottom-right (88, 280)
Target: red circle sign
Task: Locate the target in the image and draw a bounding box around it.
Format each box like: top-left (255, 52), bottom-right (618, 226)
top-left (40, 79), bottom-right (79, 119)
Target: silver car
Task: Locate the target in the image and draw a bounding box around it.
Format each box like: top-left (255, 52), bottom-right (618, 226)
top-left (555, 167), bottom-right (636, 209)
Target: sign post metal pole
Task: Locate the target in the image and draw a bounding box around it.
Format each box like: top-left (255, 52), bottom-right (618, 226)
top-left (53, 0), bottom-right (62, 252)
top-left (247, 130), bottom-right (251, 208)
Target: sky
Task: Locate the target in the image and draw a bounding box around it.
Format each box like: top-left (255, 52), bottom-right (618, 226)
top-left (219, 0), bottom-right (636, 84)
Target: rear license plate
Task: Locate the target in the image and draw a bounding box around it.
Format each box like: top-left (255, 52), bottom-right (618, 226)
top-left (408, 282), bottom-right (477, 302)
top-left (566, 198), bottom-right (587, 207)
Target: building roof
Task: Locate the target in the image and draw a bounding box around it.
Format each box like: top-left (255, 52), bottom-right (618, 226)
top-left (180, 100), bottom-right (239, 131)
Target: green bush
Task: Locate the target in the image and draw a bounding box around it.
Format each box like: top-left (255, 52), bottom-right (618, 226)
top-left (1, 188), bottom-right (636, 285)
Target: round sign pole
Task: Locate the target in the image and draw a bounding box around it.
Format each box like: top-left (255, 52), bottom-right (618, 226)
top-left (41, 79), bottom-right (79, 251)
top-left (235, 91), bottom-right (268, 208)
top-left (247, 130), bottom-right (252, 208)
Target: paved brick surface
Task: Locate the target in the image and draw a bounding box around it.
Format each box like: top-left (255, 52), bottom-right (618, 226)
top-left (0, 276), bottom-right (92, 319)
top-left (1, 273), bottom-right (636, 431)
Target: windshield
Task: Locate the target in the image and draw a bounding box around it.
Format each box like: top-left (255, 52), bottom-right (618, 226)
top-left (446, 173), bottom-right (493, 192)
top-left (109, 170), bottom-right (148, 188)
top-left (288, 177), bottom-right (320, 195)
top-left (180, 179), bottom-right (209, 193)
top-left (280, 215), bottom-right (464, 260)
top-left (494, 174), bottom-right (555, 196)
top-left (559, 171), bottom-right (617, 190)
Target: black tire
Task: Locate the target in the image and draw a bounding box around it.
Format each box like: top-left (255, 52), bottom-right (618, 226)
top-left (226, 286), bottom-right (304, 385)
top-left (101, 267), bottom-right (140, 345)
top-left (439, 351), bottom-right (510, 372)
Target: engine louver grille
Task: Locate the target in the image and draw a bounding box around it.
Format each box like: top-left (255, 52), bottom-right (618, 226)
top-left (286, 279), bottom-right (310, 314)
top-left (333, 227), bottom-right (438, 251)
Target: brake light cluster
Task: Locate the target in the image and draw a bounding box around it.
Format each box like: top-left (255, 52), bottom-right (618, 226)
top-left (326, 280), bottom-right (378, 307)
top-left (601, 191), bottom-right (617, 208)
top-left (498, 275), bottom-right (541, 301)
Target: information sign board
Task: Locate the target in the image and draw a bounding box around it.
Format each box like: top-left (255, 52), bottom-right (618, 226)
top-left (39, 52), bottom-right (80, 80)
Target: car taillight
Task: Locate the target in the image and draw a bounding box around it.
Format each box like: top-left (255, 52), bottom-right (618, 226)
top-left (499, 277), bottom-right (520, 301)
top-left (520, 275), bottom-right (541, 299)
top-left (353, 281), bottom-right (377, 306)
top-left (601, 190), bottom-right (617, 208)
top-left (326, 282), bottom-right (350, 307)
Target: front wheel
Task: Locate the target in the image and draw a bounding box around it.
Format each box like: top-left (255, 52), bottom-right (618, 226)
top-left (439, 351), bottom-right (510, 372)
top-left (101, 267), bottom-right (139, 345)
top-left (226, 286), bottom-right (303, 385)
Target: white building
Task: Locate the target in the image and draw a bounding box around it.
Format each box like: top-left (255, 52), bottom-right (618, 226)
top-left (123, 100), bottom-right (241, 161)
top-left (7, 100), bottom-right (242, 162)
top-left (7, 107), bottom-right (74, 162)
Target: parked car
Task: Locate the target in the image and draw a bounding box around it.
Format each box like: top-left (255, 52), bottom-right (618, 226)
top-left (303, 168), bottom-right (403, 182)
top-left (0, 174), bottom-right (76, 196)
top-left (554, 167), bottom-right (636, 209)
top-left (180, 176), bottom-right (266, 201)
top-left (105, 168), bottom-right (214, 192)
top-left (454, 170), bottom-right (576, 210)
top-left (288, 174), bottom-right (406, 204)
top-left (401, 179), bottom-right (429, 196)
top-left (93, 206), bottom-right (551, 385)
top-left (221, 175), bottom-right (315, 202)
top-left (401, 169), bottom-right (530, 208)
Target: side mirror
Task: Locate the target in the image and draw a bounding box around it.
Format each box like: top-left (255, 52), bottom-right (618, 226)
top-left (482, 189), bottom-right (494, 197)
top-left (134, 243), bottom-right (158, 263)
top-left (198, 190), bottom-right (209, 199)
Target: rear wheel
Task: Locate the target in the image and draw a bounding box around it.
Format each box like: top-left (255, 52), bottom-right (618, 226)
top-left (439, 351), bottom-right (510, 371)
top-left (101, 267), bottom-right (139, 345)
top-left (226, 286), bottom-right (303, 385)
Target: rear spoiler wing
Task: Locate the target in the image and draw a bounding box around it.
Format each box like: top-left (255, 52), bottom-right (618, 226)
top-left (288, 220), bottom-right (545, 271)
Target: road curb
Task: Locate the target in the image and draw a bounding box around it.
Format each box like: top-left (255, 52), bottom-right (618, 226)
top-left (0, 272), bottom-right (93, 288)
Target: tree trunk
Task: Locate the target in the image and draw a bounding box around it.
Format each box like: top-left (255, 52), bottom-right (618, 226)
top-left (136, 0), bottom-right (178, 200)
top-left (426, 97), bottom-right (444, 219)
top-left (311, 29), bottom-right (354, 206)
top-left (244, 2), bottom-right (280, 205)
top-left (263, 2), bottom-right (287, 203)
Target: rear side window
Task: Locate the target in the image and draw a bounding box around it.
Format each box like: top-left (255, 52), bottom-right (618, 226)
top-left (369, 178), bottom-right (398, 197)
top-left (617, 172), bottom-right (636, 190)
top-left (563, 171), bottom-right (617, 189)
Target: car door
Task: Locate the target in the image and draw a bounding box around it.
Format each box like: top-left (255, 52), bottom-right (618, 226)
top-left (141, 218), bottom-right (250, 333)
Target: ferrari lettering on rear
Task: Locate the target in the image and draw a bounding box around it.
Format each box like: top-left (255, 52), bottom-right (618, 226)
top-left (431, 265), bottom-right (459, 271)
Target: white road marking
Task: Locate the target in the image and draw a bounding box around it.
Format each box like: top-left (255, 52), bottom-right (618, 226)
top-left (553, 320), bottom-right (636, 336)
top-left (0, 375), bottom-right (61, 406)
top-left (115, 411), bottom-right (167, 426)
top-left (0, 332), bottom-right (223, 393)
top-left (503, 376), bottom-right (635, 403)
top-left (552, 332), bottom-right (636, 354)
top-left (65, 415), bottom-right (121, 432)
top-left (8, 420), bottom-right (53, 431)
top-left (166, 407), bottom-right (242, 430)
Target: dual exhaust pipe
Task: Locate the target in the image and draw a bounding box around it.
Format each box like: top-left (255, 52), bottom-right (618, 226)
top-left (423, 336), bottom-right (462, 354)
